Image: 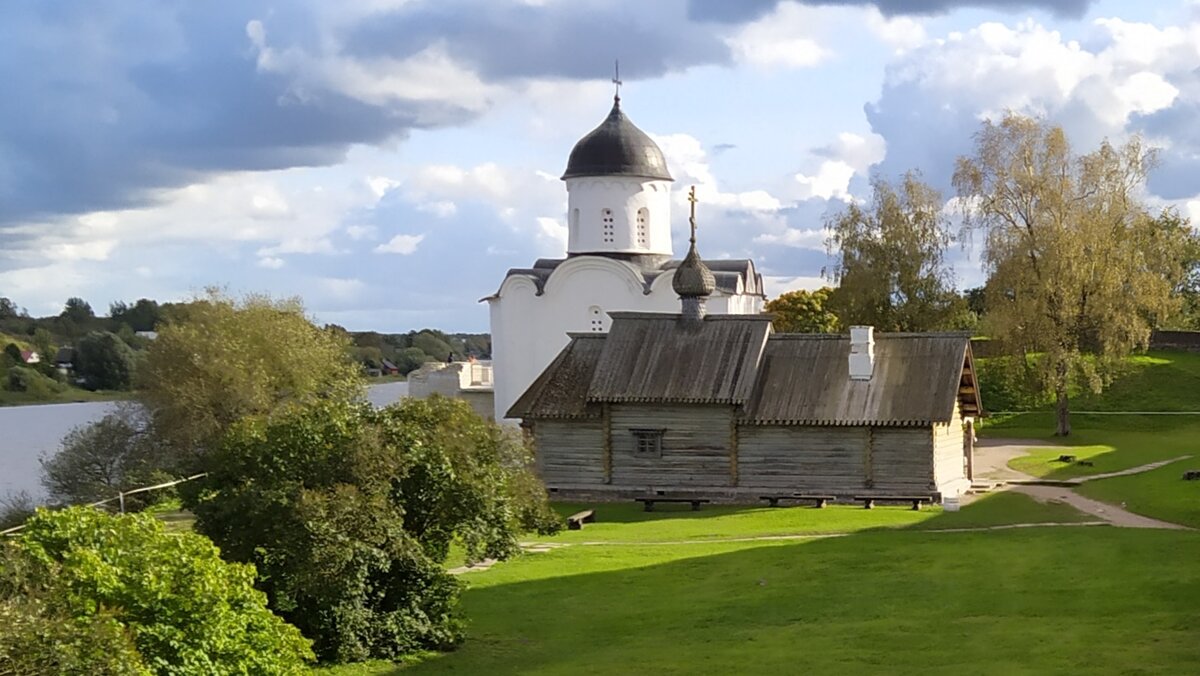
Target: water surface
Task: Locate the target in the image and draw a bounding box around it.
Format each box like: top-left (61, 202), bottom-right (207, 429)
top-left (0, 383), bottom-right (408, 504)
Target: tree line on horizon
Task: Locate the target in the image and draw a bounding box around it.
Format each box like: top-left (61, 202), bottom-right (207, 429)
top-left (0, 294), bottom-right (491, 401)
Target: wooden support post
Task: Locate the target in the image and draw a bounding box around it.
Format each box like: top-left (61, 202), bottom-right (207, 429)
top-left (965, 418), bottom-right (976, 481)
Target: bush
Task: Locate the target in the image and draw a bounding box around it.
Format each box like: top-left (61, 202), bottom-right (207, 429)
top-left (0, 597), bottom-right (151, 675)
top-left (187, 397), bottom-right (560, 663)
top-left (0, 507), bottom-right (313, 674)
top-left (6, 365), bottom-right (65, 397)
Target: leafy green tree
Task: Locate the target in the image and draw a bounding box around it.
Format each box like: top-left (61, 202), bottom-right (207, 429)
top-left (3, 343), bottom-right (21, 365)
top-left (60, 297), bottom-right (94, 324)
top-left (137, 291), bottom-right (363, 467)
top-left (824, 171), bottom-right (968, 332)
top-left (75, 330), bottom-right (137, 390)
top-left (41, 406), bottom-right (166, 507)
top-left (412, 331), bottom-right (454, 362)
top-left (0, 506), bottom-right (314, 674)
top-left (110, 298), bottom-right (163, 333)
top-left (954, 114), bottom-right (1194, 435)
top-left (0, 297), bottom-right (21, 321)
top-left (187, 396), bottom-right (559, 663)
top-left (396, 346), bottom-right (435, 375)
top-left (764, 288), bottom-right (840, 333)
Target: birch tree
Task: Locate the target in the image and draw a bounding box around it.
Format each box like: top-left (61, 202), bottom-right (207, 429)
top-left (954, 114), bottom-right (1194, 435)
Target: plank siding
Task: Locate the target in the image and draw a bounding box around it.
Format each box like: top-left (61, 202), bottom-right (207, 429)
top-left (932, 404), bottom-right (965, 489)
top-left (871, 428), bottom-right (935, 492)
top-left (610, 404), bottom-right (734, 488)
top-left (737, 427), bottom-right (868, 493)
top-left (534, 420), bottom-right (606, 486)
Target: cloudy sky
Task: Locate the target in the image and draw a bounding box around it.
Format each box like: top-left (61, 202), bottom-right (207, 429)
top-left (2, 0), bottom-right (1198, 332)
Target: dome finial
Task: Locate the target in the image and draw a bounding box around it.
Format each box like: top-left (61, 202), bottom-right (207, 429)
top-left (673, 185), bottom-right (716, 320)
top-left (687, 185), bottom-right (698, 246)
top-left (612, 59), bottom-right (622, 105)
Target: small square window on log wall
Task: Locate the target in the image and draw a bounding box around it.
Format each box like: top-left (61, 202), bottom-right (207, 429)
top-left (631, 429), bottom-right (665, 456)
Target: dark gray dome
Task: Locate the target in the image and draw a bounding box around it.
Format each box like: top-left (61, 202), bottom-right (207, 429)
top-left (673, 243), bottom-right (715, 298)
top-left (562, 99), bottom-right (673, 181)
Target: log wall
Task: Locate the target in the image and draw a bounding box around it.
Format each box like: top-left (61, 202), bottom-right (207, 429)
top-left (534, 420), bottom-right (606, 486)
top-left (871, 428), bottom-right (936, 492)
top-left (737, 426), bottom-right (868, 493)
top-left (610, 404), bottom-right (734, 488)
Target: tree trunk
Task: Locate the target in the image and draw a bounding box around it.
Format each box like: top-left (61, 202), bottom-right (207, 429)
top-left (1055, 384), bottom-right (1071, 437)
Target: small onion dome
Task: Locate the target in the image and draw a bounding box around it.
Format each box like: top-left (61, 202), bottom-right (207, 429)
top-left (673, 242), bottom-right (716, 298)
top-left (562, 98), bottom-right (673, 181)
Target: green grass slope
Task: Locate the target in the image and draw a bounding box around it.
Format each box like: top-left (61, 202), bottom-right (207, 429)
top-left (324, 528), bottom-right (1200, 675)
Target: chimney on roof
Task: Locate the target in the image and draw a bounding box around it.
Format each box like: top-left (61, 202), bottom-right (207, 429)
top-left (849, 326), bottom-right (875, 381)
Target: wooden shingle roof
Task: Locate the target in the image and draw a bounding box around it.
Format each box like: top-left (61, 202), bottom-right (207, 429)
top-left (506, 335), bottom-right (605, 419)
top-left (586, 313), bottom-right (772, 404)
top-left (509, 314), bottom-right (979, 426)
top-left (742, 333), bottom-right (976, 426)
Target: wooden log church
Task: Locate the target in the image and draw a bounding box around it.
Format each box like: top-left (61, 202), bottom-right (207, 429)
top-left (508, 208), bottom-right (982, 502)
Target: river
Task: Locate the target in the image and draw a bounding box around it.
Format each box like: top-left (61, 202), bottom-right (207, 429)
top-left (0, 382), bottom-right (409, 504)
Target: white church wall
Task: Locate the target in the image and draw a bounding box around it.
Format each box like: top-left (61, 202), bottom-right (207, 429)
top-left (565, 177), bottom-right (672, 255)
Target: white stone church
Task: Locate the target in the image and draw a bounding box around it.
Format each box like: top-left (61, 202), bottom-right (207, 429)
top-left (485, 95), bottom-right (767, 421)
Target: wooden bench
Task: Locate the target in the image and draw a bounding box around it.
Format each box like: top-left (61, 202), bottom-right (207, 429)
top-left (635, 497), bottom-right (710, 512)
top-left (853, 495), bottom-right (934, 511)
top-left (567, 509), bottom-right (595, 530)
top-left (759, 495), bottom-right (836, 508)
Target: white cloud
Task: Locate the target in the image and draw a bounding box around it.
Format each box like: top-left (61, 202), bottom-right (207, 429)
top-left (45, 239), bottom-right (118, 262)
top-left (754, 228), bottom-right (829, 251)
top-left (257, 256), bottom-right (285, 269)
top-left (726, 3), bottom-right (830, 69)
top-left (866, 9), bottom-right (927, 51)
top-left (374, 234), bottom-right (425, 255)
top-left (417, 201), bottom-right (458, 218)
top-left (794, 161), bottom-right (856, 201)
top-left (319, 277), bottom-right (365, 299)
top-left (762, 275), bottom-right (829, 299)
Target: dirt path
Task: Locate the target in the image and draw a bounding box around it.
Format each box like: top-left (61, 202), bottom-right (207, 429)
top-left (1011, 484), bottom-right (1190, 529)
top-left (974, 437), bottom-right (1193, 529)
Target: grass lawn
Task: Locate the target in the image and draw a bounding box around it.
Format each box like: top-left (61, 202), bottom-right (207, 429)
top-left (1077, 461), bottom-right (1200, 529)
top-left (528, 492), bottom-right (1093, 546)
top-left (983, 413), bottom-right (1200, 480)
top-left (320, 527), bottom-right (1200, 675)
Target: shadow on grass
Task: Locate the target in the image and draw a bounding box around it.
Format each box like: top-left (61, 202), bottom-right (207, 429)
top-left (397, 526), bottom-right (1200, 675)
top-left (549, 500), bottom-right (765, 524)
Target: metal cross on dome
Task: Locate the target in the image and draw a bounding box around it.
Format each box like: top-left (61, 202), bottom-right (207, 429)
top-left (688, 185), bottom-right (698, 244)
top-left (612, 60), bottom-right (622, 101)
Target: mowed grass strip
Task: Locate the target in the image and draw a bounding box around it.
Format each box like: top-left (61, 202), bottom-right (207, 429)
top-left (526, 492), bottom-right (1088, 545)
top-left (341, 528), bottom-right (1200, 675)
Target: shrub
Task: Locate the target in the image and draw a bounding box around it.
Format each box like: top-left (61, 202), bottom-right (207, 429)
top-left (187, 397), bottom-right (560, 663)
top-left (6, 365), bottom-right (64, 397)
top-left (0, 507), bottom-right (313, 674)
